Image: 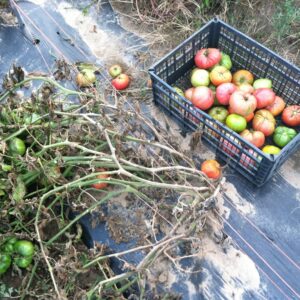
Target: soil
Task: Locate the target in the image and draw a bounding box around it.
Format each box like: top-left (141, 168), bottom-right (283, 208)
top-left (107, 200), bottom-right (149, 244)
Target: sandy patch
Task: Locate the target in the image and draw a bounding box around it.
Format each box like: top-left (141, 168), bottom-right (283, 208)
top-left (57, 2), bottom-right (128, 64)
top-left (202, 236), bottom-right (261, 299)
top-left (222, 181), bottom-right (255, 216)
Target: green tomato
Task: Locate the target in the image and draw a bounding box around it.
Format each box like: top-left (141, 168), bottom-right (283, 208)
top-left (253, 78), bottom-right (272, 89)
top-left (6, 237), bottom-right (18, 245)
top-left (173, 87), bottom-right (184, 97)
top-left (273, 126), bottom-right (297, 148)
top-left (191, 69), bottom-right (210, 87)
top-left (262, 145), bottom-right (281, 155)
top-left (9, 137), bottom-right (26, 156)
top-left (190, 67), bottom-right (199, 78)
top-left (14, 256), bottom-right (33, 269)
top-left (226, 114), bottom-right (247, 132)
top-left (209, 106), bottom-right (229, 123)
top-left (0, 253), bottom-right (12, 275)
top-left (220, 52), bottom-right (232, 70)
top-left (173, 87), bottom-right (185, 109)
top-left (14, 240), bottom-right (35, 257)
top-left (1, 237), bottom-right (18, 254)
top-left (2, 244), bottom-right (14, 254)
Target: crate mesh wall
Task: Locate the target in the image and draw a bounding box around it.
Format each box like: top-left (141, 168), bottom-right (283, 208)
top-left (150, 19), bottom-right (300, 186)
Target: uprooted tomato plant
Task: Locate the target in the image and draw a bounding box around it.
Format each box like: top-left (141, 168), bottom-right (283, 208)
top-left (0, 62), bottom-right (223, 299)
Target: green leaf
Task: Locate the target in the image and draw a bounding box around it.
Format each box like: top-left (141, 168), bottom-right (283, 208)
top-left (12, 177), bottom-right (27, 202)
top-left (1, 164), bottom-right (12, 172)
top-left (0, 179), bottom-right (8, 190)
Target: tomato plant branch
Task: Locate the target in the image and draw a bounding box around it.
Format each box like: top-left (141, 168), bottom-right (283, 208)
top-left (0, 76), bottom-right (93, 102)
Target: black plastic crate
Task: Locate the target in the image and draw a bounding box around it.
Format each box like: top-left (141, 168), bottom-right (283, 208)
top-left (149, 18), bottom-right (300, 186)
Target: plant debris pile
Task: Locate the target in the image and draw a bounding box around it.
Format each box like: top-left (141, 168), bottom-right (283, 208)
top-left (112, 0), bottom-right (300, 65)
top-left (0, 1), bottom-right (18, 26)
top-left (0, 62), bottom-right (222, 299)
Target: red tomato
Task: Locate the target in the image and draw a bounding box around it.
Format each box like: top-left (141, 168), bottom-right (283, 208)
top-left (112, 74), bottom-right (130, 90)
top-left (282, 105), bottom-right (300, 127)
top-left (91, 168), bottom-right (109, 189)
top-left (184, 87), bottom-right (195, 101)
top-left (191, 86), bottom-right (214, 110)
top-left (216, 83), bottom-right (237, 105)
top-left (240, 129), bottom-right (265, 148)
top-left (252, 109), bottom-right (276, 136)
top-left (201, 160), bottom-right (221, 179)
top-left (229, 91), bottom-right (257, 117)
top-left (253, 88), bottom-right (276, 109)
top-left (194, 48), bottom-right (221, 69)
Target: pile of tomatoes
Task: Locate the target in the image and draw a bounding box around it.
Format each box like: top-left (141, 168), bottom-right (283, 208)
top-left (0, 238), bottom-right (35, 275)
top-left (174, 48), bottom-right (300, 155)
top-left (76, 63), bottom-right (130, 91)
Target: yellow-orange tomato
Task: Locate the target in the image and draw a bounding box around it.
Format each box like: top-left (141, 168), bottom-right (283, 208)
top-left (252, 109), bottom-right (276, 137)
top-left (209, 66), bottom-right (232, 86)
top-left (201, 160), bottom-right (221, 179)
top-left (92, 168), bottom-right (109, 189)
top-left (240, 129), bottom-right (265, 148)
top-left (265, 96), bottom-right (286, 116)
top-left (232, 70), bottom-right (254, 86)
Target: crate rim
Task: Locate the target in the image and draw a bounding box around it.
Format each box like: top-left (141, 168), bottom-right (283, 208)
top-left (149, 17), bottom-right (300, 75)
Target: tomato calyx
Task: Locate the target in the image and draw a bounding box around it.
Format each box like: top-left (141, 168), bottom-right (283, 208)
top-left (239, 77), bottom-right (246, 83)
top-left (291, 108), bottom-right (300, 116)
